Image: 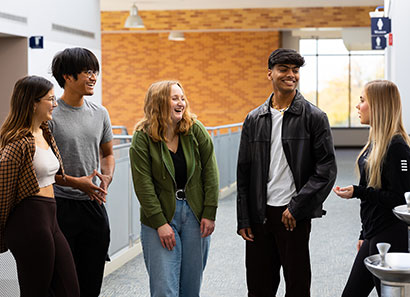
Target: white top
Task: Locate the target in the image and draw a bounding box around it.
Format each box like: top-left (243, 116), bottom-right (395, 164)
top-left (33, 146), bottom-right (60, 188)
top-left (266, 107), bottom-right (297, 206)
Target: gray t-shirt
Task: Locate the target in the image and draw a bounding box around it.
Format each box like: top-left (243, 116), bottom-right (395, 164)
top-left (49, 98), bottom-right (113, 200)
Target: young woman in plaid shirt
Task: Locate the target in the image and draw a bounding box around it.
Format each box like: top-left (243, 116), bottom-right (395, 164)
top-left (0, 76), bottom-right (79, 297)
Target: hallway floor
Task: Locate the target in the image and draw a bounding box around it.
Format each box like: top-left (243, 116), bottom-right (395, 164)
top-left (100, 149), bottom-right (378, 297)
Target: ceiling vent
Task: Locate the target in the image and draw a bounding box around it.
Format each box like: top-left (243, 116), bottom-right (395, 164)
top-left (51, 24), bottom-right (95, 39)
top-left (0, 11), bottom-right (27, 24)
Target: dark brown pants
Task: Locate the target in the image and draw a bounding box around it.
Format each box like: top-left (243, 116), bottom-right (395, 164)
top-left (5, 196), bottom-right (80, 297)
top-left (246, 205), bottom-right (312, 297)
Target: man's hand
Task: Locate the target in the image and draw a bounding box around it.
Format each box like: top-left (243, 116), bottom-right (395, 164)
top-left (157, 223), bottom-right (176, 251)
top-left (200, 218), bottom-right (215, 238)
top-left (282, 208), bottom-right (296, 231)
top-left (96, 171), bottom-right (112, 200)
top-left (239, 227), bottom-right (254, 241)
top-left (74, 170), bottom-right (107, 204)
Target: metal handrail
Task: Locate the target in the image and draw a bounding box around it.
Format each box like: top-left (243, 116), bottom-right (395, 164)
top-left (205, 122), bottom-right (242, 131)
top-left (113, 123), bottom-right (243, 144)
top-left (112, 125), bottom-right (129, 135)
top-left (113, 143), bottom-right (132, 150)
top-left (113, 135), bottom-right (133, 140)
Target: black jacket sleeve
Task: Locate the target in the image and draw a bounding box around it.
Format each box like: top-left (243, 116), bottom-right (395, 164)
top-left (288, 113), bottom-right (337, 220)
top-left (236, 116), bottom-right (251, 231)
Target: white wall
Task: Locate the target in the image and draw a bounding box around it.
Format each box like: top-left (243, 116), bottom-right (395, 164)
top-left (385, 0), bottom-right (410, 132)
top-left (0, 0), bottom-right (102, 103)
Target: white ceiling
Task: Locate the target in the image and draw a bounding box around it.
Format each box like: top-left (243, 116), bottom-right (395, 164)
top-left (100, 0), bottom-right (384, 11)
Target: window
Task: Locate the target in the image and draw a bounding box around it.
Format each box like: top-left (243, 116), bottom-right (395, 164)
top-left (299, 39), bottom-right (384, 127)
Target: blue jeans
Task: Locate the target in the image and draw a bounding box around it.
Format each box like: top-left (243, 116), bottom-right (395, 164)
top-left (141, 200), bottom-right (210, 297)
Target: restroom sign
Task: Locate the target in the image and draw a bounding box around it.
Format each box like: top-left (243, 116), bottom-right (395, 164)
top-left (29, 36), bottom-right (44, 49)
top-left (371, 35), bottom-right (386, 50)
top-left (371, 17), bottom-right (391, 35)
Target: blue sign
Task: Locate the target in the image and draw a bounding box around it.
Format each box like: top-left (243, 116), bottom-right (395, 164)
top-left (29, 36), bottom-right (44, 49)
top-left (371, 17), bottom-right (391, 35)
top-left (371, 35), bottom-right (386, 50)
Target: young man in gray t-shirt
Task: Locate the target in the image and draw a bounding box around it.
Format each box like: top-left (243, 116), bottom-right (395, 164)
top-left (49, 47), bottom-right (115, 297)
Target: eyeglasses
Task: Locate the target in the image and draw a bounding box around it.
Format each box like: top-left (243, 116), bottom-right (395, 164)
top-left (42, 96), bottom-right (57, 105)
top-left (83, 70), bottom-right (99, 79)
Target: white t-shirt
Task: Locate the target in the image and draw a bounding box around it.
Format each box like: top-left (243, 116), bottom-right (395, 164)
top-left (266, 107), bottom-right (297, 206)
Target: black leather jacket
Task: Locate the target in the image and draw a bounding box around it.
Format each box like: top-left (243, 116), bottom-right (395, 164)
top-left (237, 90), bottom-right (337, 231)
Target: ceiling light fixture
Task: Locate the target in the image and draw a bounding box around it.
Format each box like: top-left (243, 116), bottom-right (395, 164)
top-left (168, 31), bottom-right (185, 41)
top-left (124, 3), bottom-right (144, 28)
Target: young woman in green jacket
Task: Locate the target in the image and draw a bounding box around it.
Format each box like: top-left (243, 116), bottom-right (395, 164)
top-left (129, 80), bottom-right (219, 297)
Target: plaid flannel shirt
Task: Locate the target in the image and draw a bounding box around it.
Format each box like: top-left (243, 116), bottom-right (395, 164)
top-left (0, 122), bottom-right (64, 253)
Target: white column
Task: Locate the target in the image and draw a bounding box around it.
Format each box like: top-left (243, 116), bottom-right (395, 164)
top-left (385, 0), bottom-right (410, 132)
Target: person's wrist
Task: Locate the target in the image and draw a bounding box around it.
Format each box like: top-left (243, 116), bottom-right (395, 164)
top-left (67, 175), bottom-right (78, 188)
top-left (102, 173), bottom-right (113, 181)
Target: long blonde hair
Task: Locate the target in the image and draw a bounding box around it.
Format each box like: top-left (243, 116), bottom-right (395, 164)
top-left (0, 76), bottom-right (53, 149)
top-left (358, 80), bottom-right (410, 188)
top-left (135, 81), bottom-right (196, 142)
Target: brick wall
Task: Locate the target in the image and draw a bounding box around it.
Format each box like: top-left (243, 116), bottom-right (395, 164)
top-left (101, 6), bottom-right (374, 31)
top-left (101, 6), bottom-right (375, 132)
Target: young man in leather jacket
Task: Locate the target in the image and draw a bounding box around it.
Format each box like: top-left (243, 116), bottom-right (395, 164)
top-left (236, 48), bottom-right (337, 297)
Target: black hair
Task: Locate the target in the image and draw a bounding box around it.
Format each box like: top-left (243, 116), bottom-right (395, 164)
top-left (51, 47), bottom-right (99, 88)
top-left (268, 48), bottom-right (305, 70)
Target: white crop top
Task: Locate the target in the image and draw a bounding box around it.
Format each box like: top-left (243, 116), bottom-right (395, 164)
top-left (33, 146), bottom-right (60, 188)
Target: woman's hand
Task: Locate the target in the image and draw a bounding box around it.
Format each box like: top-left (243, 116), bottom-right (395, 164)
top-left (157, 223), bottom-right (176, 251)
top-left (357, 239), bottom-right (364, 251)
top-left (200, 218), bottom-right (215, 238)
top-left (333, 185), bottom-right (354, 199)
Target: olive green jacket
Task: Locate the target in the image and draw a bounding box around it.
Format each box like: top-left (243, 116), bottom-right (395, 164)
top-left (129, 121), bottom-right (219, 229)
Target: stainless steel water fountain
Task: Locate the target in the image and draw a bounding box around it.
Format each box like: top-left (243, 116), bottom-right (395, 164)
top-left (363, 192), bottom-right (410, 296)
top-left (393, 192), bottom-right (410, 252)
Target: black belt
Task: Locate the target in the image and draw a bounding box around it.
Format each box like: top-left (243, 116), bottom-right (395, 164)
top-left (175, 189), bottom-right (186, 200)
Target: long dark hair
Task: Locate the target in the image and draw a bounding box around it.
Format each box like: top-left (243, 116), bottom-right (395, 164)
top-left (0, 75), bottom-right (53, 148)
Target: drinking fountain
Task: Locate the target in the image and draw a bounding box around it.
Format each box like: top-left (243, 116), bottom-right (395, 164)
top-left (393, 192), bottom-right (410, 252)
top-left (363, 192), bottom-right (410, 296)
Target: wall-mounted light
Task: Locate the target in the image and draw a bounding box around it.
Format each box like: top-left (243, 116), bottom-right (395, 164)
top-left (168, 31), bottom-right (185, 41)
top-left (124, 3), bottom-right (144, 28)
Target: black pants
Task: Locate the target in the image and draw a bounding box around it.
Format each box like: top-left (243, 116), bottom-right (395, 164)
top-left (342, 221), bottom-right (408, 297)
top-left (56, 197), bottom-right (110, 297)
top-left (246, 205), bottom-right (312, 297)
top-left (4, 196), bottom-right (80, 297)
